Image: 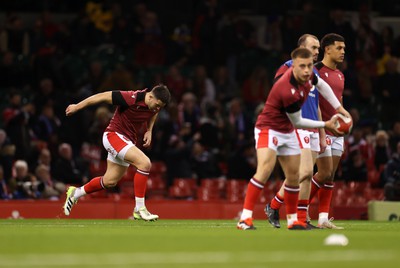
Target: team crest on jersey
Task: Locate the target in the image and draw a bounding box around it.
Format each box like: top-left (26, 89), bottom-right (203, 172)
top-left (326, 137), bottom-right (332, 145)
top-left (338, 74), bottom-right (343, 80)
top-left (131, 94), bottom-right (136, 98)
top-left (304, 136), bottom-right (310, 144)
top-left (291, 88), bottom-right (295, 95)
top-left (272, 136), bottom-right (278, 146)
top-left (325, 72), bottom-right (329, 77)
top-left (300, 90), bottom-right (304, 97)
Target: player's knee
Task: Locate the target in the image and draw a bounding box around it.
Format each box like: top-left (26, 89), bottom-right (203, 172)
top-left (300, 170), bottom-right (313, 181)
top-left (103, 180), bottom-right (118, 188)
top-left (137, 157), bottom-right (151, 172)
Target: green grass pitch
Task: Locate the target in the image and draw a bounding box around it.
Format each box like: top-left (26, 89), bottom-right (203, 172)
top-left (1, 219), bottom-right (399, 268)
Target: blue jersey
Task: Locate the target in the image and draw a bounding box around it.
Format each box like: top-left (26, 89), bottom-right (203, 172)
top-left (277, 60), bottom-right (319, 121)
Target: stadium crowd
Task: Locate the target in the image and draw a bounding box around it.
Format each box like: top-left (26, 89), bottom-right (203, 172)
top-left (1, 0), bottom-right (400, 201)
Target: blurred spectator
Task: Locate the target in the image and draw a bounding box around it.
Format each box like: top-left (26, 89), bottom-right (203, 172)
top-left (223, 98), bottom-right (252, 152)
top-left (134, 32), bottom-right (166, 67)
top-left (33, 78), bottom-right (67, 119)
top-left (110, 8), bottom-right (133, 49)
top-left (165, 24), bottom-right (192, 67)
top-left (33, 104), bottom-right (61, 144)
top-left (383, 142), bottom-right (400, 201)
top-left (342, 150), bottom-right (368, 182)
top-left (192, 0), bottom-right (222, 71)
top-left (213, 65), bottom-right (238, 103)
top-left (178, 92), bottom-right (201, 138)
top-left (0, 13), bottom-right (30, 55)
top-left (389, 121), bottom-right (400, 152)
top-left (0, 165), bottom-right (10, 199)
top-left (299, 1), bottom-right (324, 38)
top-left (53, 143), bottom-right (88, 185)
top-left (326, 8), bottom-right (356, 62)
top-left (199, 102), bottom-right (223, 152)
top-left (346, 127), bottom-right (372, 164)
top-left (28, 17), bottom-right (47, 54)
top-left (241, 66), bottom-right (270, 111)
top-left (0, 129), bottom-right (16, 182)
top-left (216, 11), bottom-right (247, 83)
top-left (0, 51), bottom-right (32, 88)
top-left (341, 59), bottom-right (359, 109)
top-left (34, 164), bottom-right (65, 199)
top-left (191, 64), bottom-right (216, 108)
top-left (2, 90), bottom-right (35, 159)
top-left (99, 63), bottom-right (134, 92)
top-left (32, 148), bottom-right (52, 173)
top-left (191, 140), bottom-right (222, 180)
top-left (87, 106), bottom-right (112, 145)
top-left (227, 142), bottom-right (256, 179)
top-left (125, 2), bottom-right (148, 44)
top-left (375, 57), bottom-right (400, 128)
top-left (85, 1), bottom-right (114, 46)
top-left (374, 130), bottom-right (391, 170)
top-left (164, 135), bottom-right (194, 187)
top-left (41, 11), bottom-right (60, 42)
top-left (257, 16), bottom-right (282, 53)
top-left (164, 65), bottom-right (188, 102)
top-left (9, 160), bottom-right (43, 199)
top-left (134, 11), bottom-right (165, 67)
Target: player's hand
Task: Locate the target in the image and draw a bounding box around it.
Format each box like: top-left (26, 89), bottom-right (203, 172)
top-left (325, 116), bottom-right (344, 136)
top-left (319, 139), bottom-right (327, 154)
top-left (336, 106), bottom-right (351, 119)
top-left (65, 104), bottom-right (78, 116)
top-left (143, 131), bottom-right (152, 147)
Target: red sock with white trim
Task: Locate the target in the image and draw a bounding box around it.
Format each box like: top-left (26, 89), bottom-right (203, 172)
top-left (309, 176), bottom-right (322, 203)
top-left (297, 199), bottom-right (309, 223)
top-left (241, 178), bottom-right (264, 220)
top-left (134, 169), bottom-right (150, 209)
top-left (318, 182), bottom-right (333, 214)
top-left (83, 176), bottom-right (105, 194)
top-left (284, 184), bottom-right (300, 225)
top-left (270, 192), bottom-right (284, 209)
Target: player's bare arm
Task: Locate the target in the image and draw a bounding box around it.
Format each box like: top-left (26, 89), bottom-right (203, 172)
top-left (143, 113), bottom-right (158, 147)
top-left (66, 91), bottom-right (112, 116)
top-left (318, 105), bottom-right (327, 153)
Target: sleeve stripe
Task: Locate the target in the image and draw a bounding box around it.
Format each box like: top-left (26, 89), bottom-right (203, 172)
top-left (112, 91), bottom-right (129, 108)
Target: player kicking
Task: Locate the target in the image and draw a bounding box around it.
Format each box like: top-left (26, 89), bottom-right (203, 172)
top-left (265, 34), bottom-right (326, 229)
top-left (309, 33), bottom-right (347, 229)
top-left (237, 47), bottom-right (350, 230)
top-left (63, 84), bottom-right (171, 221)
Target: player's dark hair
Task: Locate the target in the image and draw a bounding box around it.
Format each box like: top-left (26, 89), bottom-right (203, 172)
top-left (297, 34), bottom-right (318, 47)
top-left (320, 33), bottom-right (345, 52)
top-left (291, 47), bottom-right (312, 59)
top-left (151, 84), bottom-right (171, 105)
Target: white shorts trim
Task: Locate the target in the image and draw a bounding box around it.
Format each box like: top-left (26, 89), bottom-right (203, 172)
top-left (102, 132), bottom-right (135, 167)
top-left (254, 128), bottom-right (300, 156)
top-left (317, 135), bottom-right (344, 158)
top-left (296, 129), bottom-right (320, 152)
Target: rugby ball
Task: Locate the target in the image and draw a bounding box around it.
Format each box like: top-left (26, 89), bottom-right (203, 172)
top-left (334, 114), bottom-right (353, 134)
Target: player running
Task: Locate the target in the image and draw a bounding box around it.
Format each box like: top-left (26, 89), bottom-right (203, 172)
top-left (63, 84), bottom-right (171, 221)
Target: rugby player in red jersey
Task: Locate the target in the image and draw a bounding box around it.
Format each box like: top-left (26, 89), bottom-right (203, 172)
top-left (309, 33), bottom-right (347, 229)
top-left (237, 48), bottom-right (350, 230)
top-left (63, 84), bottom-right (170, 221)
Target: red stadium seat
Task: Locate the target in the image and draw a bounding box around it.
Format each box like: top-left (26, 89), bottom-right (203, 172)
top-left (226, 179), bottom-right (247, 202)
top-left (168, 178), bottom-right (197, 199)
